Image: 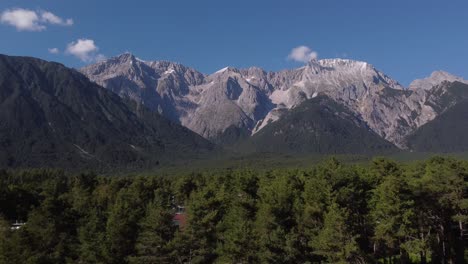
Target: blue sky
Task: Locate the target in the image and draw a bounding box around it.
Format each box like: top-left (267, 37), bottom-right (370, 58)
top-left (0, 0), bottom-right (467, 85)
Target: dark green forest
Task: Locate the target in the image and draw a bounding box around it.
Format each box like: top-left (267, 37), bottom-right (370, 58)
top-left (0, 157), bottom-right (467, 263)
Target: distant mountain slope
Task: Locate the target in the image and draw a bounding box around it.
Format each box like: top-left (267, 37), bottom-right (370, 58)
top-left (82, 54), bottom-right (410, 145)
top-left (242, 95), bottom-right (397, 154)
top-left (79, 53), bottom-right (468, 152)
top-left (0, 54), bottom-right (214, 170)
top-left (80, 53), bottom-right (205, 123)
top-left (405, 82), bottom-right (468, 152)
top-left (82, 54), bottom-right (468, 149)
top-left (409, 71), bottom-right (468, 90)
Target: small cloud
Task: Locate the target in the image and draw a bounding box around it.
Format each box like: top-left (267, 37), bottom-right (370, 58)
top-left (0, 8), bottom-right (73, 31)
top-left (48, 47), bottom-right (60, 54)
top-left (66, 38), bottom-right (104, 62)
top-left (40, 11), bottom-right (73, 26)
top-left (288, 45), bottom-right (318, 63)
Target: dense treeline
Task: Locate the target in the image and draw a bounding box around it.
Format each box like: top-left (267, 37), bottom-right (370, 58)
top-left (0, 157), bottom-right (467, 263)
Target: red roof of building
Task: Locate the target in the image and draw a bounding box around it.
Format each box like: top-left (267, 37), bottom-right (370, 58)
top-left (172, 213), bottom-right (187, 230)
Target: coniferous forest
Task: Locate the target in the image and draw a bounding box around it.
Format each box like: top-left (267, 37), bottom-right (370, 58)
top-left (0, 157), bottom-right (467, 264)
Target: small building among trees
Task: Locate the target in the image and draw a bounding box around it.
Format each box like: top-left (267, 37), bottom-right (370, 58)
top-left (172, 205), bottom-right (187, 229)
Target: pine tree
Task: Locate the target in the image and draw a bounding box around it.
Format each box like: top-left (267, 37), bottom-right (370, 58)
top-left (314, 202), bottom-right (360, 264)
top-left (104, 180), bottom-right (148, 264)
top-left (216, 194), bottom-right (258, 263)
top-left (370, 173), bottom-right (415, 262)
top-left (255, 173), bottom-right (302, 263)
top-left (77, 208), bottom-right (106, 263)
top-left (171, 181), bottom-right (225, 264)
top-left (419, 157), bottom-right (468, 263)
top-left (299, 172), bottom-right (331, 262)
top-left (128, 191), bottom-right (175, 264)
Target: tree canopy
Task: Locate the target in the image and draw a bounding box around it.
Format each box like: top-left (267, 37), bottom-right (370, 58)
top-left (0, 157), bottom-right (467, 263)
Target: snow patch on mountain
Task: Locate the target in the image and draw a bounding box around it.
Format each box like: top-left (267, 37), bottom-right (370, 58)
top-left (215, 67), bottom-right (229, 74)
top-left (164, 68), bottom-right (175, 75)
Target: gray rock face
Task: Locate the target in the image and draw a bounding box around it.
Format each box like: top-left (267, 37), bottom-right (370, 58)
top-left (409, 71), bottom-right (468, 90)
top-left (81, 54), bottom-right (467, 148)
top-left (81, 53), bottom-right (204, 123)
top-left (82, 56), bottom-right (276, 141)
top-left (256, 59), bottom-right (407, 142)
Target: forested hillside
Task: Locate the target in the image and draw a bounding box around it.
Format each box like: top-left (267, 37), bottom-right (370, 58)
top-left (406, 99), bottom-right (468, 152)
top-left (245, 95), bottom-right (397, 154)
top-left (0, 157), bottom-right (467, 263)
top-left (0, 54), bottom-right (215, 171)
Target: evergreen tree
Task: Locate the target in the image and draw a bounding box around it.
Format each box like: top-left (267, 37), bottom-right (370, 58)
top-left (77, 207), bottom-right (107, 263)
top-left (255, 173), bottom-right (302, 263)
top-left (128, 190), bottom-right (175, 264)
top-left (370, 173), bottom-right (415, 262)
top-left (299, 171), bottom-right (331, 262)
top-left (419, 157), bottom-right (468, 263)
top-left (104, 179), bottom-right (149, 264)
top-left (216, 176), bottom-right (258, 264)
top-left (171, 181), bottom-right (225, 263)
top-left (314, 202), bottom-right (360, 264)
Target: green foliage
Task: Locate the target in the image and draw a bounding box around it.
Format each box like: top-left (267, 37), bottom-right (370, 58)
top-left (0, 216), bottom-right (10, 264)
top-left (371, 173), bottom-right (415, 253)
top-left (104, 179), bottom-right (150, 263)
top-left (255, 172), bottom-right (303, 263)
top-left (314, 202), bottom-right (360, 263)
top-left (0, 157), bottom-right (467, 263)
top-left (216, 171), bottom-right (259, 263)
top-left (128, 191), bottom-right (175, 264)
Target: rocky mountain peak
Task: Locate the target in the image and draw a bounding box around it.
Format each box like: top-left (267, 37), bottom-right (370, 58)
top-left (409, 70), bottom-right (468, 90)
top-left (108, 52), bottom-right (146, 66)
top-left (207, 67), bottom-right (245, 85)
top-left (240, 66), bottom-right (267, 77)
top-left (302, 58), bottom-right (372, 74)
top-left (211, 66), bottom-right (240, 75)
top-left (304, 59), bottom-right (324, 74)
top-left (116, 52), bottom-right (135, 60)
top-left (319, 58), bottom-right (369, 67)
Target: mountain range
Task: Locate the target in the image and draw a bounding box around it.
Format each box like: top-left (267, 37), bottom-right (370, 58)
top-left (81, 53), bottom-right (468, 149)
top-left (1, 52), bottom-right (468, 170)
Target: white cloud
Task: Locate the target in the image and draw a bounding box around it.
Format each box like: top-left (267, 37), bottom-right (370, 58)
top-left (0, 8), bottom-right (73, 31)
top-left (288, 45), bottom-right (318, 63)
top-left (66, 38), bottom-right (104, 62)
top-left (48, 47), bottom-right (60, 54)
top-left (41, 11), bottom-right (73, 26)
top-left (0, 8), bottom-right (44, 31)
